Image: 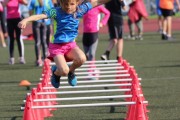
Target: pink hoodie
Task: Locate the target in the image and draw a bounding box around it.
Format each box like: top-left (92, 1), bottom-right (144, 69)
top-left (83, 5), bottom-right (110, 33)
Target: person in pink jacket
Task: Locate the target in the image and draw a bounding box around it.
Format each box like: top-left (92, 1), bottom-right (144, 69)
top-left (127, 0), bottom-right (148, 40)
top-left (82, 5), bottom-right (110, 79)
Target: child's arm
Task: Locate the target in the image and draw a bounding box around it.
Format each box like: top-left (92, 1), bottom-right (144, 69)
top-left (120, 0), bottom-right (127, 11)
top-left (18, 14), bottom-right (48, 29)
top-left (99, 6), bottom-right (110, 27)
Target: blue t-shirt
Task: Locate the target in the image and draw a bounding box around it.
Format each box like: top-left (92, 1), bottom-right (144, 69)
top-left (44, 2), bottom-right (92, 43)
top-left (28, 0), bottom-right (54, 25)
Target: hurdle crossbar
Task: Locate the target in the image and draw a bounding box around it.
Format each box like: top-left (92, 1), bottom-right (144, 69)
top-left (58, 74), bottom-right (130, 80)
top-left (47, 78), bottom-right (138, 85)
top-left (35, 88), bottom-right (131, 95)
top-left (25, 95), bottom-right (134, 102)
top-left (50, 60), bottom-right (118, 66)
top-left (43, 83), bottom-right (132, 89)
top-left (21, 101), bottom-right (148, 109)
top-left (75, 66), bottom-right (125, 71)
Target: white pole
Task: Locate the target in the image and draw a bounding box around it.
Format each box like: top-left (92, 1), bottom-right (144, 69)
top-left (76, 66), bottom-right (134, 71)
top-left (50, 60), bottom-right (118, 66)
top-left (80, 63), bottom-right (121, 68)
top-left (75, 70), bottom-right (128, 75)
top-left (36, 88), bottom-right (131, 95)
top-left (21, 101), bottom-right (148, 109)
top-left (48, 78), bottom-right (134, 85)
top-left (59, 74), bottom-right (130, 80)
top-left (43, 83), bottom-right (132, 89)
top-left (33, 95), bottom-right (133, 102)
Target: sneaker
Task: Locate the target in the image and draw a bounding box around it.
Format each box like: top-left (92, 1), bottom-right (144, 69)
top-left (101, 54), bottom-right (109, 60)
top-left (128, 35), bottom-right (135, 40)
top-left (68, 72), bottom-right (77, 86)
top-left (36, 60), bottom-right (43, 67)
top-left (19, 57), bottom-right (26, 64)
top-left (135, 35), bottom-right (143, 40)
top-left (157, 29), bottom-right (163, 34)
top-left (9, 58), bottom-right (15, 65)
top-left (2, 43), bottom-right (6, 48)
top-left (51, 65), bottom-right (61, 88)
top-left (167, 36), bottom-right (175, 41)
top-left (162, 34), bottom-right (168, 40)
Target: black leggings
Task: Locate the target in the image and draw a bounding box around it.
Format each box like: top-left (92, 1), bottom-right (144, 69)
top-left (7, 18), bottom-right (24, 58)
top-left (0, 11), bottom-right (7, 34)
top-left (32, 22), bottom-right (50, 60)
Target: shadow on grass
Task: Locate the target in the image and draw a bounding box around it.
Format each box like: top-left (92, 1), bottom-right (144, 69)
top-left (134, 40), bottom-right (180, 45)
top-left (149, 105), bottom-right (180, 109)
top-left (0, 64), bottom-right (41, 71)
top-left (143, 64), bottom-right (180, 68)
top-left (0, 116), bottom-right (22, 120)
top-left (102, 118), bottom-right (124, 120)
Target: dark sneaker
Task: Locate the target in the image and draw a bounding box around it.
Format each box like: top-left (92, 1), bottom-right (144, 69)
top-left (101, 54), bottom-right (109, 60)
top-left (162, 34), bottom-right (168, 40)
top-left (68, 72), bottom-right (77, 86)
top-left (51, 65), bottom-right (61, 88)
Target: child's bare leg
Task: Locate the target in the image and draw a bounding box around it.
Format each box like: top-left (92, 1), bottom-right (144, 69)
top-left (66, 47), bottom-right (86, 72)
top-left (53, 54), bottom-right (69, 76)
top-left (166, 16), bottom-right (172, 37)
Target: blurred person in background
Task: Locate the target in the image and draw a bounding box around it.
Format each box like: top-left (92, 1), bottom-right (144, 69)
top-left (0, 1), bottom-right (7, 47)
top-left (28, 0), bottom-right (54, 66)
top-left (127, 0), bottom-right (148, 40)
top-left (101, 0), bottom-right (126, 63)
top-left (3, 0), bottom-right (28, 65)
top-left (160, 0), bottom-right (180, 40)
top-left (156, 0), bottom-right (163, 34)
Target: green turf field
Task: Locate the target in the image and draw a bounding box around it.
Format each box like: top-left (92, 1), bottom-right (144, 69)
top-left (0, 32), bottom-right (180, 120)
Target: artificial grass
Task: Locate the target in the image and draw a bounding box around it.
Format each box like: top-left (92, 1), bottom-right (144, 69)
top-left (0, 31), bottom-right (180, 120)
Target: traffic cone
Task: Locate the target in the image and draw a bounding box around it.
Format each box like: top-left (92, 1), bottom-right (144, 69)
top-left (126, 84), bottom-right (138, 120)
top-left (19, 80), bottom-right (31, 90)
top-left (23, 95), bottom-right (36, 120)
top-left (31, 88), bottom-right (44, 120)
top-left (136, 97), bottom-right (148, 120)
top-left (37, 83), bottom-right (53, 118)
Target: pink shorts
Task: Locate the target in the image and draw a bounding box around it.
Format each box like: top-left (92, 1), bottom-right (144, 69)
top-left (48, 42), bottom-right (78, 61)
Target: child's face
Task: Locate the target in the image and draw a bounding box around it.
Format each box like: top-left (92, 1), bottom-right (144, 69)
top-left (61, 0), bottom-right (79, 14)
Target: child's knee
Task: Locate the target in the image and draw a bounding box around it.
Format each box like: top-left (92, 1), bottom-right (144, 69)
top-left (75, 55), bottom-right (86, 65)
top-left (57, 67), bottom-right (69, 76)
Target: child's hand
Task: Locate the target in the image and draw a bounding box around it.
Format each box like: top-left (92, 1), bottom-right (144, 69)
top-left (99, 23), bottom-right (103, 28)
top-left (18, 20), bottom-right (27, 29)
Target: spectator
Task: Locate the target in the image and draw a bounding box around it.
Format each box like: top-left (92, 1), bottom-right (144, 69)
top-left (3, 0), bottom-right (28, 65)
top-left (82, 4), bottom-right (110, 79)
top-left (156, 0), bottom-right (163, 34)
top-left (160, 0), bottom-right (180, 40)
top-left (127, 0), bottom-right (148, 40)
top-left (28, 0), bottom-right (54, 66)
top-left (101, 0), bottom-right (126, 63)
top-left (0, 1), bottom-right (6, 47)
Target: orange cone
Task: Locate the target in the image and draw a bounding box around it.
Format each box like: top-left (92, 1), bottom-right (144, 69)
top-left (19, 80), bottom-right (31, 90)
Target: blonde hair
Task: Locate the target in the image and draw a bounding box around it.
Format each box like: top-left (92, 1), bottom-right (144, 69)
top-left (58, 0), bottom-right (80, 7)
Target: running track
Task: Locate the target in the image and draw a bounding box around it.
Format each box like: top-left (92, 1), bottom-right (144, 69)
top-left (22, 18), bottom-right (180, 36)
